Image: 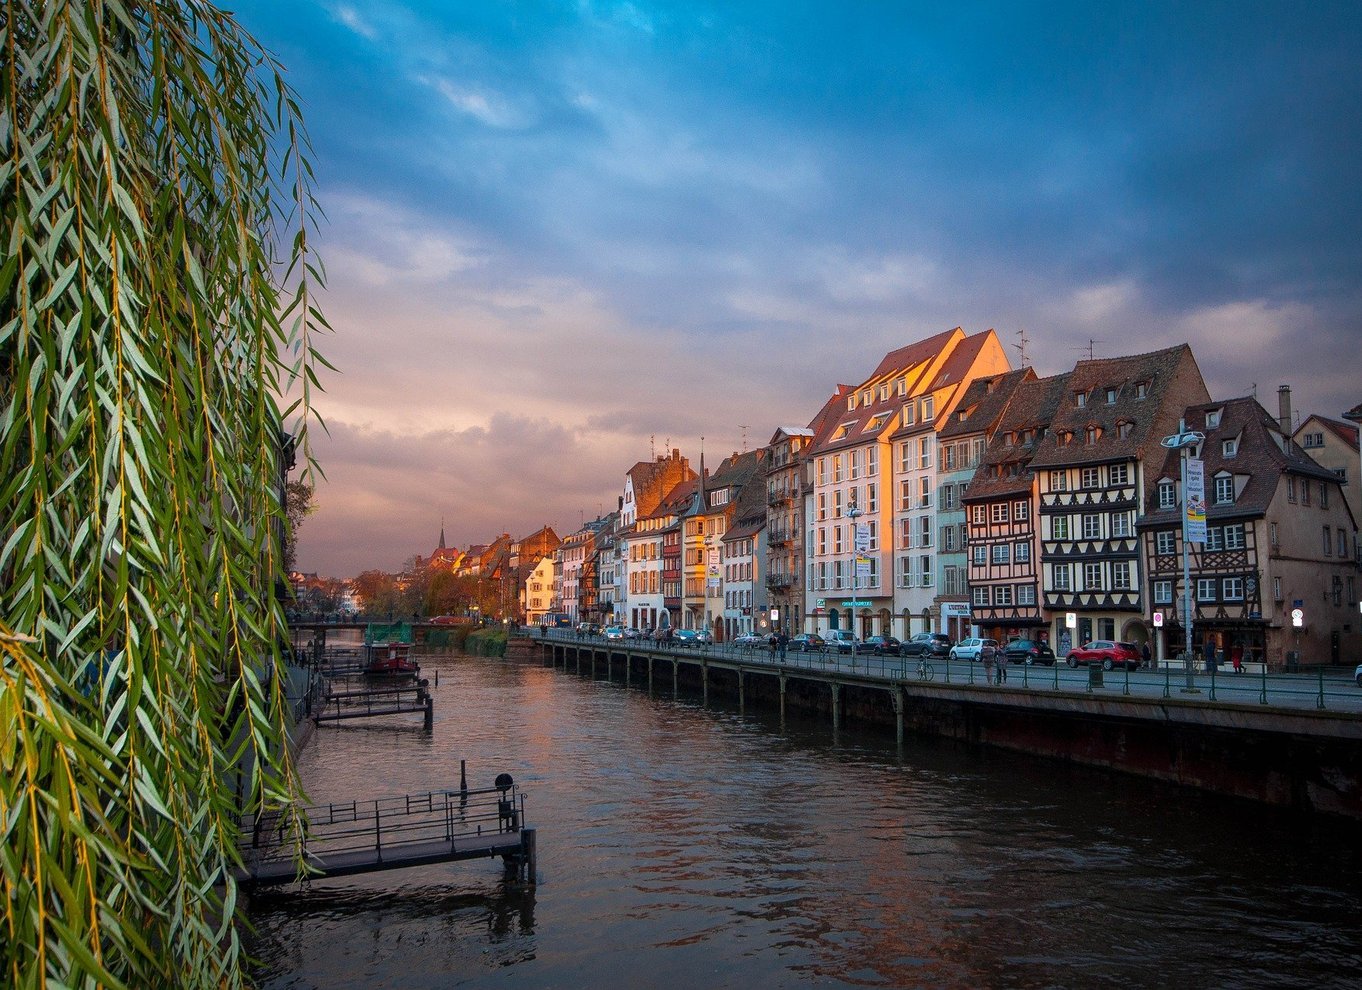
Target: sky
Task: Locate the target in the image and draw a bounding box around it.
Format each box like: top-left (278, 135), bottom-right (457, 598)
top-left (227, 1), bottom-right (1362, 578)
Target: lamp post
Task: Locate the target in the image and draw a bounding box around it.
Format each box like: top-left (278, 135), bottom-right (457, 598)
top-left (1160, 420), bottom-right (1205, 693)
top-left (848, 494), bottom-right (862, 659)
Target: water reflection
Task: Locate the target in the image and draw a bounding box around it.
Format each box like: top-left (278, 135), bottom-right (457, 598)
top-left (248, 652), bottom-right (1362, 989)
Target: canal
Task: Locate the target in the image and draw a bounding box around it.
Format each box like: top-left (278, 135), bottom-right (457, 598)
top-left (248, 650), bottom-right (1362, 988)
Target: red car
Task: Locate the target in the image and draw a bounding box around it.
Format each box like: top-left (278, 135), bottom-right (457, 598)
top-left (1066, 640), bottom-right (1142, 671)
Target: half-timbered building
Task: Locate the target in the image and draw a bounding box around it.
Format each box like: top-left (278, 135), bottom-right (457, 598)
top-left (1141, 394), bottom-right (1361, 669)
top-left (1028, 345), bottom-right (1210, 657)
top-left (962, 372), bottom-right (1071, 641)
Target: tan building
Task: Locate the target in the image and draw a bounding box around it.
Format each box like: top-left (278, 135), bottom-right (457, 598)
top-left (1143, 394), bottom-right (1360, 669)
top-left (764, 426), bottom-right (815, 637)
top-left (1293, 405), bottom-right (1360, 535)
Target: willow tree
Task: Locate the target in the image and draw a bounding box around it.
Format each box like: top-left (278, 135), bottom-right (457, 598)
top-left (1, 2), bottom-right (327, 987)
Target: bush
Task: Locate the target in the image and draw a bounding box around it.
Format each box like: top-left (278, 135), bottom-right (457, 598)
top-left (465, 629), bottom-right (508, 657)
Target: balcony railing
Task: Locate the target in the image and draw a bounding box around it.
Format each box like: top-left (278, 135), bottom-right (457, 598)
top-left (766, 572), bottom-right (795, 591)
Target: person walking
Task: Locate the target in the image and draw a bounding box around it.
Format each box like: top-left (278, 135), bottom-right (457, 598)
top-left (982, 644), bottom-right (996, 685)
top-left (996, 650), bottom-right (1007, 684)
top-left (777, 630), bottom-right (789, 662)
top-left (1202, 637), bottom-right (1217, 673)
top-left (1141, 641), bottom-right (1151, 669)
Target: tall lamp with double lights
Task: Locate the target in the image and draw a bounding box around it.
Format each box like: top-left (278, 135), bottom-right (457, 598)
top-left (1160, 419), bottom-right (1205, 693)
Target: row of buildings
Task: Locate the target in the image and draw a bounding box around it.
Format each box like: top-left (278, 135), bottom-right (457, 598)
top-left (473, 331), bottom-right (1362, 669)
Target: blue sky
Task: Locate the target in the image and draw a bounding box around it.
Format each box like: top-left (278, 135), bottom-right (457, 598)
top-left (232, 1), bottom-right (1362, 577)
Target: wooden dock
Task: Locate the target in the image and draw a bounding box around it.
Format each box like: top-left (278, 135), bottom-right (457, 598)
top-left (314, 680), bottom-right (434, 728)
top-left (236, 782), bottom-right (535, 887)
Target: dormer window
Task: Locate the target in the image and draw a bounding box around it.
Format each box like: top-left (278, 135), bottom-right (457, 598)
top-left (1158, 479), bottom-right (1176, 509)
top-left (861, 390), bottom-right (872, 406)
top-left (879, 384), bottom-right (889, 401)
top-left (1085, 425), bottom-right (1101, 445)
top-left (1136, 381), bottom-right (1149, 399)
top-left (1222, 438), bottom-right (1238, 458)
top-left (1105, 387), bottom-right (1118, 404)
top-left (902, 403), bottom-right (916, 427)
top-left (897, 377), bottom-right (907, 396)
top-left (921, 396), bottom-right (935, 422)
top-left (1214, 473), bottom-right (1234, 504)
top-left (1076, 391), bottom-right (1087, 408)
top-left (848, 395), bottom-right (857, 411)
top-left (1206, 408), bottom-right (1222, 429)
top-left (1117, 420), bottom-right (1133, 440)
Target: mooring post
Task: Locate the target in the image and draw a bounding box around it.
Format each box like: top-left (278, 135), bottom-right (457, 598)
top-left (625, 653), bottom-right (632, 687)
top-left (779, 674), bottom-right (787, 723)
top-left (737, 669), bottom-right (745, 711)
top-left (831, 682), bottom-right (841, 730)
top-left (890, 686), bottom-right (904, 747)
top-left (423, 690), bottom-right (433, 731)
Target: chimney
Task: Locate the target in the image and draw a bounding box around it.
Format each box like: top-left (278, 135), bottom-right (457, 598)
top-left (1277, 385), bottom-right (1292, 436)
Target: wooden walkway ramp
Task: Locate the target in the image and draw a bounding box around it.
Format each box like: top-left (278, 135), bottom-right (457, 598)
top-left (236, 782), bottom-right (535, 887)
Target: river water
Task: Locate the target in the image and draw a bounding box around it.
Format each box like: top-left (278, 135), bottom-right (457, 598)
top-left (248, 650), bottom-right (1362, 989)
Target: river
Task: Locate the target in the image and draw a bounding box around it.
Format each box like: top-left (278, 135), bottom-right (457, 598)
top-left (248, 649), bottom-right (1362, 989)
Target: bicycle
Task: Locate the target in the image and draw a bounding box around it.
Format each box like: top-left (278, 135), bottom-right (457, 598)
top-left (915, 658), bottom-right (935, 681)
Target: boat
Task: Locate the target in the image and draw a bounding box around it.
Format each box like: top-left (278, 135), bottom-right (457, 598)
top-left (365, 641), bottom-right (420, 678)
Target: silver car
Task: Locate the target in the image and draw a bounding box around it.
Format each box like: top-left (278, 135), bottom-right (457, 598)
top-left (949, 637), bottom-right (998, 662)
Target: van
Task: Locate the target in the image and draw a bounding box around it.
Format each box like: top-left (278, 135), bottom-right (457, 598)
top-left (825, 629), bottom-right (860, 653)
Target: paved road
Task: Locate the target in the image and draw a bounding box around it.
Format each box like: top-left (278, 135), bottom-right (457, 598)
top-left (540, 632), bottom-right (1362, 715)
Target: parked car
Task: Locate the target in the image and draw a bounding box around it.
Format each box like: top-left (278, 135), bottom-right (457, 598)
top-left (576, 621), bottom-right (602, 636)
top-left (1355, 663), bottom-right (1362, 687)
top-left (825, 629), bottom-right (861, 653)
top-left (863, 635), bottom-right (901, 656)
top-left (429, 614), bottom-right (462, 625)
top-left (672, 628), bottom-right (713, 647)
top-left (901, 632), bottom-right (953, 657)
top-left (623, 627), bottom-right (642, 639)
top-left (788, 633), bottom-right (826, 653)
top-left (1066, 640), bottom-right (1141, 670)
top-left (949, 638), bottom-right (999, 662)
top-left (1002, 638), bottom-right (1056, 665)
top-left (603, 625), bottom-right (625, 640)
top-left (733, 632), bottom-right (766, 647)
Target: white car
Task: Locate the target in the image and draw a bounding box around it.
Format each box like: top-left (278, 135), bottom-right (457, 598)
top-left (603, 625), bottom-right (625, 640)
top-left (949, 638), bottom-right (998, 662)
top-left (1355, 663), bottom-right (1362, 687)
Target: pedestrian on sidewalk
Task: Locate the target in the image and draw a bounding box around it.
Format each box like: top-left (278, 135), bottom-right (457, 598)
top-left (1231, 644), bottom-right (1243, 673)
top-left (777, 631), bottom-right (789, 662)
top-left (996, 652), bottom-right (1007, 684)
top-left (982, 644), bottom-right (995, 685)
top-left (1141, 642), bottom-right (1151, 669)
top-left (1202, 637), bottom-right (1217, 672)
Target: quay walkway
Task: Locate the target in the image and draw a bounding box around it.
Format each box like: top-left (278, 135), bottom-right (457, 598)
top-left (529, 631), bottom-right (1362, 820)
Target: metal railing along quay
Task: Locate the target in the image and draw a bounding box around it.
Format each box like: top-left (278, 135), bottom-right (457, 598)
top-left (534, 629), bottom-right (1362, 714)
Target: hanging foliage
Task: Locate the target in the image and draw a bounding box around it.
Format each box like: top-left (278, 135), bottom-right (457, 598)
top-left (1, 2), bottom-right (328, 986)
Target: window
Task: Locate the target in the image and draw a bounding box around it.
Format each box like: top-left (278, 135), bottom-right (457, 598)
top-left (917, 516), bottom-right (932, 548)
top-left (833, 526), bottom-right (843, 554)
top-left (1082, 514), bottom-right (1102, 539)
top-left (1015, 542), bottom-right (1031, 563)
top-left (972, 545), bottom-right (987, 565)
top-left (1224, 524), bottom-right (1244, 549)
top-left (1052, 516), bottom-right (1070, 540)
top-left (971, 505), bottom-right (986, 525)
top-left (1106, 387), bottom-right (1118, 404)
top-left (1083, 562), bottom-right (1102, 589)
top-left (921, 396), bottom-right (935, 422)
top-left (1287, 477), bottom-right (1297, 503)
top-left (995, 585), bottom-right (1014, 606)
top-left (1158, 480), bottom-right (1176, 509)
top-left (1052, 564), bottom-right (1071, 590)
top-left (898, 518), bottom-right (912, 549)
top-left (1223, 438), bottom-right (1238, 458)
top-left (1302, 431), bottom-right (1324, 448)
top-left (1340, 530), bottom-right (1349, 558)
top-left (850, 448), bottom-right (861, 479)
top-left (1205, 409), bottom-right (1222, 428)
top-left (1118, 421), bottom-right (1133, 440)
top-left (818, 492), bottom-right (827, 520)
top-left (1112, 513), bottom-right (1132, 538)
top-left (1014, 500), bottom-right (1030, 521)
top-left (919, 436), bottom-right (931, 468)
top-left (902, 403), bottom-right (915, 427)
top-left (941, 526), bottom-right (957, 551)
top-left (1223, 577), bottom-right (1244, 601)
top-left (1112, 562), bottom-right (1132, 590)
top-left (939, 484), bottom-right (958, 510)
top-left (1110, 463), bottom-right (1129, 486)
top-left (868, 446), bottom-right (879, 477)
top-left (1076, 391), bottom-right (1087, 408)
top-left (1017, 585), bottom-right (1036, 606)
top-left (1301, 481), bottom-right (1311, 507)
top-left (1155, 531), bottom-right (1176, 555)
top-left (1214, 475), bottom-right (1234, 504)
top-left (1273, 576), bottom-right (1282, 601)
top-left (918, 555), bottom-right (932, 586)
top-left (991, 503), bottom-right (1009, 523)
top-left (832, 454), bottom-right (843, 483)
top-left (1324, 526), bottom-right (1333, 555)
top-left (1086, 425), bottom-right (1100, 445)
top-left (992, 544), bottom-right (1010, 564)
top-left (1154, 580), bottom-right (1173, 604)
top-left (1321, 483), bottom-right (1329, 508)
top-left (1081, 467), bottom-right (1100, 488)
top-left (1196, 578), bottom-right (1216, 602)
top-left (1270, 521), bottom-right (1279, 546)
top-left (1136, 381), bottom-right (1149, 399)
top-left (973, 585), bottom-right (990, 607)
top-left (919, 477), bottom-right (932, 508)
top-left (1205, 527), bottom-right (1223, 552)
top-left (1050, 470), bottom-right (1068, 493)
top-left (867, 520), bottom-right (879, 551)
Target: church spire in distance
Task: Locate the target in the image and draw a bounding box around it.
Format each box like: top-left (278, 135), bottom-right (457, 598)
top-left (439, 516), bottom-right (446, 550)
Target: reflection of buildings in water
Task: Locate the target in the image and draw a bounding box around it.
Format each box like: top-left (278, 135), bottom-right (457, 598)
top-left (246, 881), bottom-right (537, 979)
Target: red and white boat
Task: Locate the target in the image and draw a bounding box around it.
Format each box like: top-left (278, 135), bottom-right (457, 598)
top-left (365, 642), bottom-right (420, 678)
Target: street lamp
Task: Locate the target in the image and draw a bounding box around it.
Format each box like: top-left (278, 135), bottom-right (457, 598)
top-left (848, 494), bottom-right (862, 659)
top-left (1160, 419), bottom-right (1205, 693)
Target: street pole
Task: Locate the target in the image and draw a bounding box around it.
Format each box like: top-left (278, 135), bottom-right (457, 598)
top-left (848, 496), bottom-right (862, 659)
top-left (1161, 419), bottom-right (1204, 694)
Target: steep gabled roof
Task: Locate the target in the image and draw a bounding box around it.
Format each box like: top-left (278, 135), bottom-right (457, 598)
top-left (867, 326), bottom-right (962, 381)
top-left (1143, 396), bottom-right (1345, 522)
top-left (964, 372), bottom-right (1072, 501)
top-left (1028, 344), bottom-right (1208, 469)
top-left (1296, 413), bottom-right (1360, 448)
top-left (938, 367), bottom-right (1036, 440)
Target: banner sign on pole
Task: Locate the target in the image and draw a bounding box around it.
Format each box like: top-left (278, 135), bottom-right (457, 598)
top-left (1185, 456), bottom-right (1207, 544)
